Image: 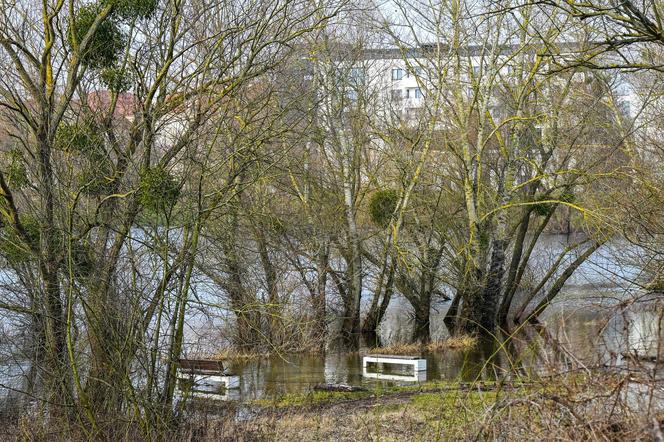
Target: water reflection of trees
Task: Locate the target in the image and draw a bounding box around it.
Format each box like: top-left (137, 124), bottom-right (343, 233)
top-left (5, 300), bottom-right (664, 405)
top-left (500, 298), bottom-right (664, 378)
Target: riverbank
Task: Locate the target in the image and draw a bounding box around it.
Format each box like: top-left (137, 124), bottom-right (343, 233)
top-left (4, 369), bottom-right (661, 440)
top-left (175, 370), bottom-right (664, 441)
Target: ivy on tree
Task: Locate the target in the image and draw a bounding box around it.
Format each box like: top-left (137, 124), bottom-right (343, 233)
top-left (55, 121), bottom-right (104, 154)
top-left (70, 4), bottom-right (127, 70)
top-left (70, 0), bottom-right (158, 69)
top-left (105, 0), bottom-right (158, 19)
top-left (369, 189), bottom-right (399, 228)
top-left (0, 213), bottom-right (40, 264)
top-left (139, 166), bottom-right (181, 214)
top-left (100, 67), bottom-right (133, 93)
top-left (3, 148), bottom-right (28, 189)
top-left (531, 190), bottom-right (575, 217)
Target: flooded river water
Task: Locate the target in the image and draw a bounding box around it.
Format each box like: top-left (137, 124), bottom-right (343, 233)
top-left (1, 235), bottom-right (661, 405)
top-left (210, 284), bottom-right (662, 402)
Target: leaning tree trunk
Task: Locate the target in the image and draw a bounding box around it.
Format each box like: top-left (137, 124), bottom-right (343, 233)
top-left (362, 255), bottom-right (396, 337)
top-left (517, 241), bottom-right (604, 323)
top-left (444, 293), bottom-right (461, 329)
top-left (497, 209), bottom-right (531, 326)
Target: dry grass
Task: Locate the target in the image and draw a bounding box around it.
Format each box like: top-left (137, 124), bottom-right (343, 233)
top-left (368, 335), bottom-right (478, 355)
top-left (646, 276), bottom-right (664, 292)
top-left (5, 370), bottom-right (661, 441)
top-left (209, 349), bottom-right (266, 361)
top-left (174, 370), bottom-right (662, 441)
top-left (427, 335), bottom-right (478, 350)
top-left (209, 345), bottom-right (326, 362)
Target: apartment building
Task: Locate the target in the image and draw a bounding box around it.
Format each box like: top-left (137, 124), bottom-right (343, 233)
top-left (316, 44), bottom-right (636, 128)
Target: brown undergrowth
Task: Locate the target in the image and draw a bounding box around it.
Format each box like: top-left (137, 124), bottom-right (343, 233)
top-left (3, 368), bottom-right (662, 441)
top-left (368, 335), bottom-right (478, 355)
top-left (174, 369), bottom-right (664, 441)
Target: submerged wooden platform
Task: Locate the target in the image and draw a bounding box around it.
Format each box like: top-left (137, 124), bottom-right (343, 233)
top-left (368, 354), bottom-right (422, 360)
top-left (176, 358), bottom-right (240, 395)
top-left (363, 355), bottom-right (427, 371)
top-left (177, 358), bottom-right (226, 373)
top-left (362, 355), bottom-right (427, 380)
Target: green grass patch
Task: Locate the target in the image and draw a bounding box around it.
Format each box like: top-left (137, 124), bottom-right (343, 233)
top-left (251, 379), bottom-right (512, 408)
top-left (252, 389), bottom-right (373, 407)
top-left (410, 390), bottom-right (497, 411)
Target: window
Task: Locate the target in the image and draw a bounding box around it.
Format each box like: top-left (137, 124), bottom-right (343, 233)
top-left (406, 107), bottom-right (419, 118)
top-left (392, 68), bottom-right (404, 81)
top-left (347, 89), bottom-right (358, 101)
top-left (349, 67), bottom-right (365, 86)
top-left (406, 88), bottom-right (423, 99)
top-left (472, 66), bottom-right (481, 76)
top-left (390, 89), bottom-right (402, 101)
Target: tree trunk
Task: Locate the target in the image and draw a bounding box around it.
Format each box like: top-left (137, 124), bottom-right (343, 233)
top-left (362, 256), bottom-right (395, 335)
top-left (40, 263), bottom-right (71, 417)
top-left (444, 293), bottom-right (461, 329)
top-left (223, 217), bottom-right (261, 348)
top-left (37, 135), bottom-right (72, 420)
top-left (340, 227), bottom-right (362, 350)
top-left (518, 241), bottom-right (604, 322)
top-left (313, 244), bottom-right (329, 350)
top-left (340, 271), bottom-right (361, 350)
top-left (478, 237), bottom-right (507, 332)
top-left (84, 215), bottom-right (138, 418)
top-left (340, 261), bottom-right (361, 349)
top-left (255, 227), bottom-right (280, 344)
top-left (163, 220), bottom-right (201, 410)
top-left (454, 266), bottom-right (491, 335)
top-left (497, 210), bottom-right (531, 326)
top-left (412, 301), bottom-right (431, 343)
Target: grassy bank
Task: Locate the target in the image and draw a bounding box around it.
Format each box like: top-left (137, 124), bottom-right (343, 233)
top-left (177, 371), bottom-right (662, 441)
top-left (6, 370), bottom-right (661, 440)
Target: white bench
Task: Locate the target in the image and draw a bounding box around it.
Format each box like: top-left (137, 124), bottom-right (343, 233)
top-left (362, 354), bottom-right (427, 381)
top-left (178, 371), bottom-right (240, 388)
top-left (176, 370), bottom-right (240, 400)
top-left (176, 359), bottom-right (240, 400)
top-left (362, 369), bottom-right (427, 382)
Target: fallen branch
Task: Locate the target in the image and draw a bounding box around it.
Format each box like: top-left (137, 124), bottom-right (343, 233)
top-left (313, 383), bottom-right (369, 392)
